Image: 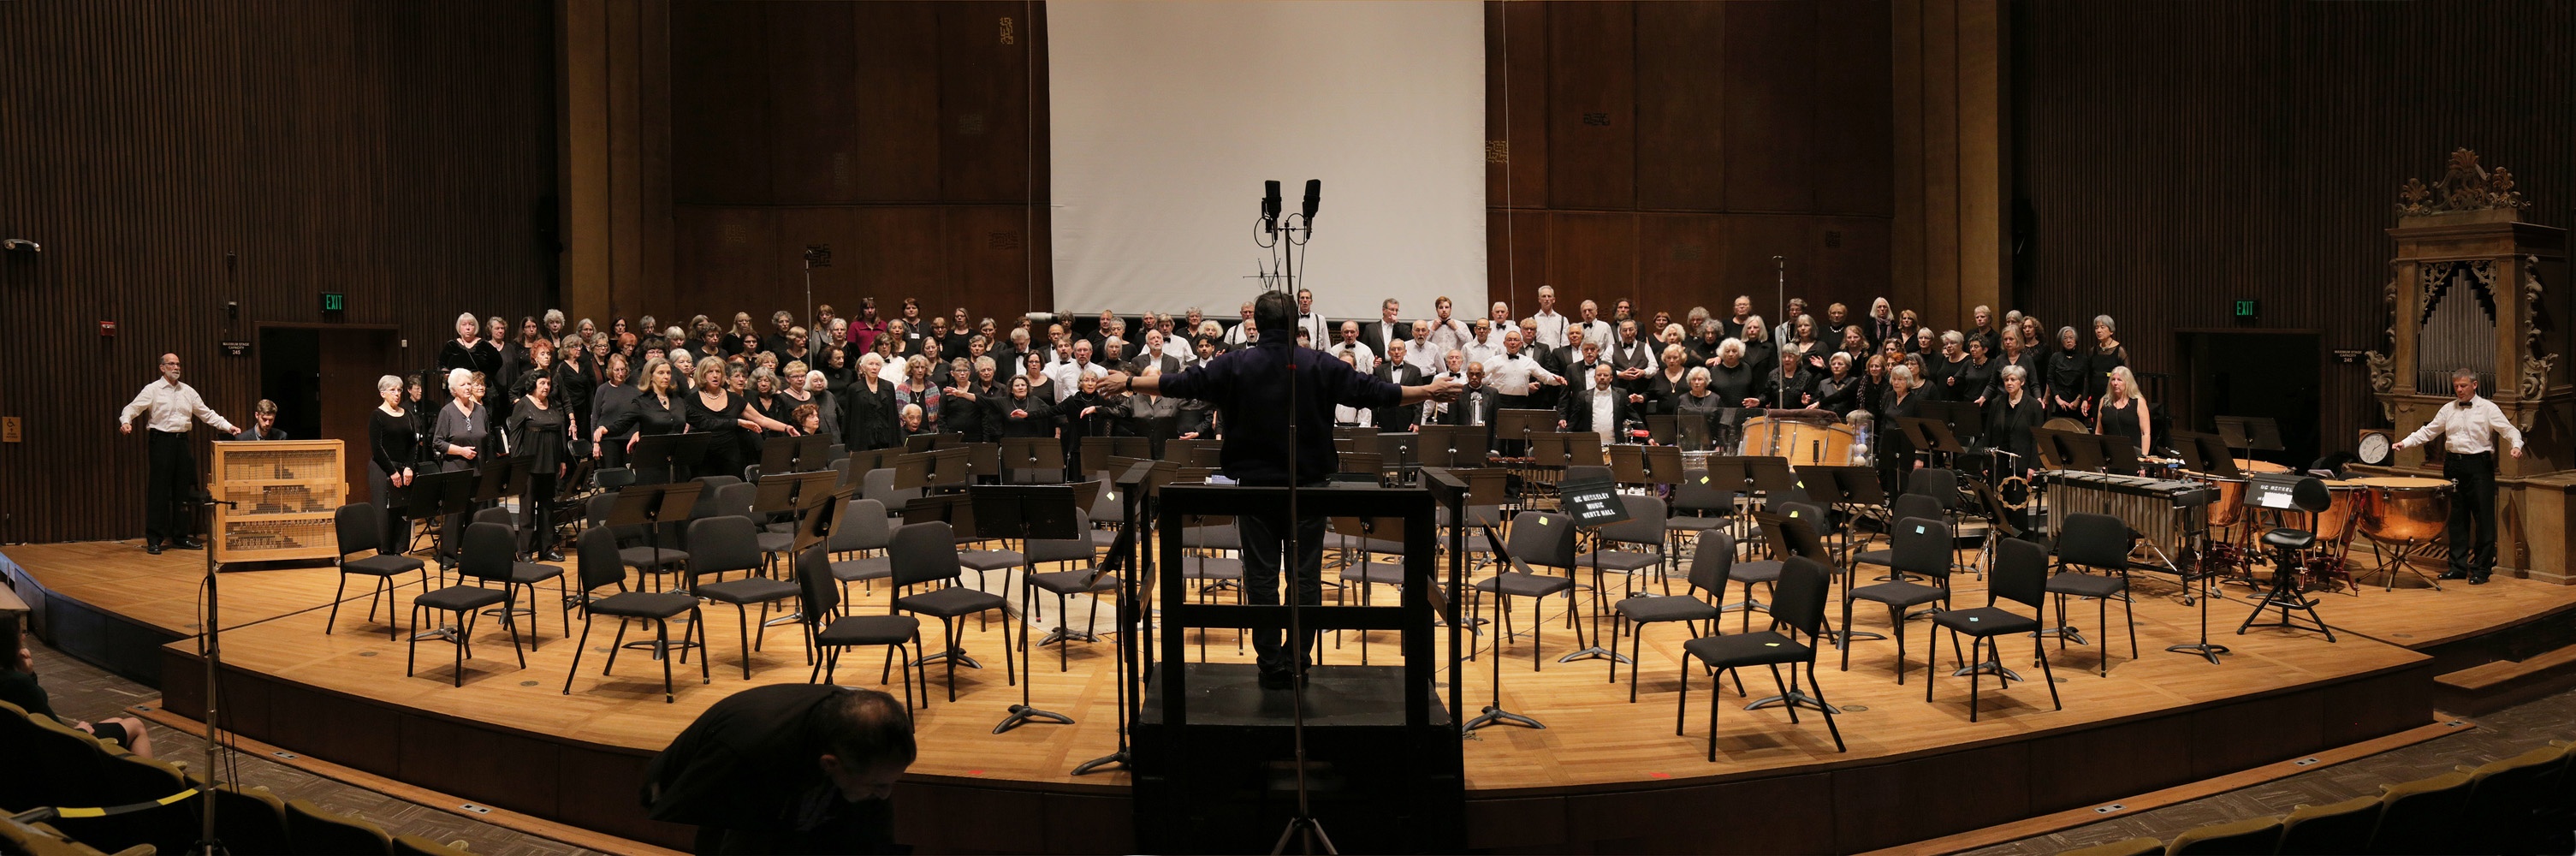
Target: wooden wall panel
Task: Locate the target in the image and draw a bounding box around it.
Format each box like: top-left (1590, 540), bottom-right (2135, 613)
top-left (665, 0), bottom-right (1049, 323)
top-left (1490, 2), bottom-right (1893, 326)
top-left (2013, 1), bottom-right (2576, 457)
top-left (1543, 2), bottom-right (1638, 212)
top-left (0, 1), bottom-right (557, 544)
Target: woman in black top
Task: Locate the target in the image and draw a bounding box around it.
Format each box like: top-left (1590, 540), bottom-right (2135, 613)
top-left (1814, 351), bottom-right (1861, 416)
top-left (1984, 365), bottom-right (2045, 475)
top-left (1647, 345), bottom-right (1693, 415)
top-left (1878, 364), bottom-right (1925, 494)
top-left (2045, 325), bottom-right (2091, 420)
top-left (508, 373), bottom-right (573, 560)
top-left (2087, 315), bottom-right (2130, 404)
top-left (1927, 331), bottom-right (1971, 402)
top-left (1773, 354), bottom-right (1819, 409)
top-left (750, 368), bottom-right (792, 438)
top-left (609, 359), bottom-right (690, 481)
top-left (994, 376), bottom-right (1055, 438)
top-left (818, 344), bottom-right (856, 397)
top-left (1706, 339), bottom-right (1767, 408)
top-left (840, 354), bottom-right (903, 451)
top-left (510, 340), bottom-right (561, 408)
top-left (1958, 336), bottom-right (2000, 407)
top-left (2094, 365), bottom-right (2152, 460)
top-left (939, 358), bottom-right (988, 442)
top-left (1990, 327), bottom-right (2042, 404)
top-left (688, 360), bottom-right (793, 482)
top-left (1739, 317), bottom-right (1778, 379)
top-left (591, 353), bottom-right (638, 469)
top-left (370, 374), bottom-right (421, 552)
top-left (436, 312), bottom-right (486, 404)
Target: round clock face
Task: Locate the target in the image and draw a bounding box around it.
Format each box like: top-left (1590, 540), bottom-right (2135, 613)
top-left (2359, 432), bottom-right (2392, 466)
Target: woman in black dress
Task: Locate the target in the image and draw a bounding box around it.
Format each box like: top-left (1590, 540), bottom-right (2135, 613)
top-left (508, 372), bottom-right (573, 560)
top-left (370, 374), bottom-right (421, 551)
top-left (1647, 344), bottom-right (1693, 415)
top-left (2094, 365), bottom-right (2152, 460)
top-left (938, 358), bottom-right (988, 442)
top-left (1814, 351), bottom-right (1861, 416)
top-left (1990, 326), bottom-right (2041, 405)
top-left (2088, 315), bottom-right (2130, 407)
top-left (994, 376), bottom-right (1055, 438)
top-left (2045, 325), bottom-right (2091, 420)
top-left (609, 358), bottom-right (690, 482)
top-left (689, 359), bottom-right (794, 482)
top-left (1878, 363), bottom-right (1925, 494)
top-left (436, 313), bottom-right (484, 405)
top-left (1928, 331), bottom-right (1971, 402)
top-left (590, 353), bottom-right (638, 469)
top-left (840, 354), bottom-right (902, 452)
top-left (1958, 335), bottom-right (2000, 407)
top-left (1739, 316), bottom-right (1778, 379)
top-left (1706, 339), bottom-right (1767, 409)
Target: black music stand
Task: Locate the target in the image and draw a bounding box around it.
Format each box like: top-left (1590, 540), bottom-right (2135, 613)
top-left (1495, 408), bottom-right (1553, 455)
top-left (754, 471), bottom-right (840, 628)
top-left (1554, 474), bottom-right (1633, 667)
top-left (2215, 415), bottom-right (2283, 464)
top-left (1416, 425), bottom-right (1463, 468)
top-left (1072, 461), bottom-right (1160, 776)
top-left (1562, 433), bottom-right (1606, 468)
top-left (1643, 414), bottom-right (1677, 446)
top-left (2053, 429), bottom-right (2110, 473)
top-left (1641, 446), bottom-right (1685, 487)
top-left (1083, 436), bottom-right (1149, 473)
top-left (631, 432), bottom-right (715, 486)
top-left (893, 452), bottom-right (935, 494)
top-left (970, 484), bottom-right (1084, 734)
top-left (1462, 521), bottom-right (1549, 732)
top-left (759, 435), bottom-right (809, 477)
top-left (997, 437), bottom-right (1064, 484)
top-left (961, 443), bottom-right (1002, 484)
top-left (929, 447), bottom-right (971, 489)
top-left (1608, 445), bottom-right (1648, 484)
top-left (904, 433), bottom-right (940, 454)
top-left (2173, 431), bottom-right (2241, 479)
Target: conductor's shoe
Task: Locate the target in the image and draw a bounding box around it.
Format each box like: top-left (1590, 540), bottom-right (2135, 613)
top-left (145, 541), bottom-right (163, 555)
top-left (1257, 669), bottom-right (1307, 691)
top-left (2439, 569), bottom-right (2469, 580)
top-left (170, 538), bottom-right (204, 550)
top-left (2470, 574), bottom-right (2490, 585)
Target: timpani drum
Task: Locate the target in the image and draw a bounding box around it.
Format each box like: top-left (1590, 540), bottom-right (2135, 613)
top-left (2305, 480), bottom-right (2370, 544)
top-left (2353, 476), bottom-right (2452, 544)
top-left (1738, 417), bottom-right (1855, 467)
top-left (2199, 474), bottom-right (2249, 529)
top-left (2235, 459), bottom-right (2290, 474)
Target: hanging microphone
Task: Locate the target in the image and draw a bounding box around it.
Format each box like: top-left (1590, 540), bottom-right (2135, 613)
top-left (1262, 181), bottom-right (1282, 233)
top-left (1302, 180), bottom-right (1321, 221)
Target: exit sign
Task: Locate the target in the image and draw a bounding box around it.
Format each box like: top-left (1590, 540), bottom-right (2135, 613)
top-left (321, 292), bottom-right (346, 312)
top-left (2233, 299), bottom-right (2259, 318)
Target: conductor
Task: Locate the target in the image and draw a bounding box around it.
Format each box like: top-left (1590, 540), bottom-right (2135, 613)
top-left (1101, 291), bottom-right (1459, 689)
top-left (118, 354), bottom-right (239, 555)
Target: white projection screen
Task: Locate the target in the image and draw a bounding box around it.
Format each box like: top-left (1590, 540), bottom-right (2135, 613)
top-left (1048, 0), bottom-right (1486, 321)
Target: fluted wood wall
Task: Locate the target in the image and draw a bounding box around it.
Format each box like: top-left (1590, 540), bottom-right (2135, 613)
top-left (2013, 1), bottom-right (2576, 455)
top-left (0, 2), bottom-right (560, 544)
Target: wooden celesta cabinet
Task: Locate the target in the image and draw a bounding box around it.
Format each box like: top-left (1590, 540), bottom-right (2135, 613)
top-left (207, 439), bottom-right (347, 563)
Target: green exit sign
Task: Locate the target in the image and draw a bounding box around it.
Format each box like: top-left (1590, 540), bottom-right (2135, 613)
top-left (321, 292), bottom-right (346, 312)
top-left (2233, 299), bottom-right (2258, 318)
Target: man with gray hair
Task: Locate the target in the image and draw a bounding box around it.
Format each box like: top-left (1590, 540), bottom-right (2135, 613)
top-left (119, 353), bottom-right (240, 554)
top-left (2393, 368), bottom-right (2525, 585)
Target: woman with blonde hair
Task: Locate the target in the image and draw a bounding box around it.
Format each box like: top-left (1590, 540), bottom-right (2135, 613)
top-left (2094, 365), bottom-right (2152, 457)
top-left (1879, 362), bottom-right (1925, 492)
top-left (893, 354), bottom-right (942, 433)
top-left (687, 356), bottom-right (792, 480)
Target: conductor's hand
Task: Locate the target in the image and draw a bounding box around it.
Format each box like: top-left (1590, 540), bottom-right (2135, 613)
top-left (2512, 446), bottom-right (2524, 459)
top-left (120, 423), bottom-right (133, 436)
top-left (1422, 373), bottom-right (1463, 402)
top-left (1097, 372), bottom-right (1131, 395)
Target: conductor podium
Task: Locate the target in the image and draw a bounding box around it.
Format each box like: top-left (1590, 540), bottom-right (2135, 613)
top-left (1132, 483), bottom-right (1463, 854)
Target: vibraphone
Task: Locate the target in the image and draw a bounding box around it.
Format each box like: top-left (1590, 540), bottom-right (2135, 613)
top-left (2040, 470), bottom-right (2215, 573)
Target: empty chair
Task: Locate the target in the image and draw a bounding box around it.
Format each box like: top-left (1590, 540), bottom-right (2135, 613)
top-left (1024, 510), bottom-right (1115, 670)
top-left (1577, 494), bottom-right (1671, 599)
top-left (1664, 469), bottom-right (1736, 560)
top-left (563, 526), bottom-right (706, 703)
top-left (586, 491), bottom-right (690, 591)
top-left (1676, 556), bottom-right (1846, 759)
top-left (686, 515), bottom-right (802, 679)
top-left (2049, 512), bottom-right (2139, 675)
top-left (1926, 537), bottom-right (2059, 722)
top-left (2366, 770), bottom-right (2472, 855)
top-left (211, 783), bottom-right (295, 856)
top-left (828, 497), bottom-right (897, 597)
top-left (2163, 816), bottom-right (2280, 854)
top-left (1473, 511), bottom-right (1580, 670)
top-left (859, 468), bottom-right (915, 512)
top-left (2273, 794), bottom-right (2381, 855)
top-left (1613, 529), bottom-right (1733, 701)
top-left (796, 541), bottom-right (921, 707)
top-left (407, 521), bottom-right (525, 687)
top-left (714, 481), bottom-right (797, 574)
top-left (2459, 745), bottom-right (2570, 854)
top-left (1841, 514), bottom-right (1954, 678)
top-left (48, 752), bottom-right (198, 854)
top-left (1728, 502), bottom-right (1830, 632)
top-left (889, 520), bottom-right (1017, 702)
top-left (1849, 493), bottom-right (1943, 582)
top-left (328, 503), bottom-right (427, 639)
top-left (284, 799), bottom-right (395, 855)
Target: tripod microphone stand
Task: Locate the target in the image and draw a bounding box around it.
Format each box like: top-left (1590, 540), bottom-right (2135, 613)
top-left (193, 494), bottom-right (239, 856)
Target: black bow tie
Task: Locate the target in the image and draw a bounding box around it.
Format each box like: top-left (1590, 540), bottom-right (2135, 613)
top-left (2456, 401), bottom-right (2473, 409)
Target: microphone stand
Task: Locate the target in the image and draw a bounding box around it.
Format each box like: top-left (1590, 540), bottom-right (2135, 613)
top-left (194, 495), bottom-right (240, 856)
top-left (1268, 209), bottom-right (1335, 856)
top-left (1773, 255), bottom-right (1789, 412)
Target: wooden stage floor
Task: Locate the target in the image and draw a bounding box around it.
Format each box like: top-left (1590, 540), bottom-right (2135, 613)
top-left (7, 533), bottom-right (2566, 853)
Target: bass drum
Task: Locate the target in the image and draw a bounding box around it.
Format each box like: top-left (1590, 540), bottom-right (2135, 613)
top-left (2354, 476), bottom-right (2452, 544)
top-left (2235, 459), bottom-right (2291, 474)
top-left (2042, 417), bottom-right (2088, 433)
top-left (1739, 417), bottom-right (1854, 467)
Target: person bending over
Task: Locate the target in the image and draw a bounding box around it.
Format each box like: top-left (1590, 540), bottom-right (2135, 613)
top-left (643, 685), bottom-right (917, 854)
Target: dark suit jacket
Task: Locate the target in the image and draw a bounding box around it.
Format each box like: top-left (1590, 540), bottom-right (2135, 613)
top-left (1368, 362), bottom-right (1427, 430)
top-left (1557, 388), bottom-right (1635, 437)
top-left (1358, 321), bottom-right (1411, 361)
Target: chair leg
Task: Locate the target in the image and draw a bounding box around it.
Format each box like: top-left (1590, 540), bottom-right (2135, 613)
top-left (2098, 594), bottom-right (2109, 677)
top-left (366, 574), bottom-right (386, 625)
top-left (1890, 603), bottom-right (1909, 683)
top-left (735, 603), bottom-right (755, 680)
top-left (694, 607), bottom-right (711, 685)
top-left (406, 604), bottom-right (420, 677)
top-left (1706, 663), bottom-right (1723, 762)
top-left (1628, 621), bottom-right (1644, 703)
top-left (503, 597), bottom-right (527, 669)
top-left (327, 574), bottom-right (350, 634)
top-left (1807, 660), bottom-right (1845, 752)
top-left (1968, 635), bottom-right (1983, 722)
top-left (2122, 584), bottom-right (2138, 663)
top-left (1675, 655), bottom-right (1690, 737)
top-left (1768, 663), bottom-right (1797, 723)
top-left (562, 611), bottom-right (596, 696)
top-left (604, 618), bottom-right (631, 676)
top-left (943, 619), bottom-right (961, 702)
top-left (2036, 633), bottom-right (2062, 711)
top-left (1925, 621), bottom-right (1939, 703)
top-left (656, 619), bottom-right (675, 703)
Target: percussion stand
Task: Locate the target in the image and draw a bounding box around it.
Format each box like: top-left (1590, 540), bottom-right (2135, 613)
top-left (2370, 537), bottom-right (2446, 592)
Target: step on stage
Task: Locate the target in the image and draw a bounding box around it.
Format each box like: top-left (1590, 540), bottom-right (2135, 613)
top-left (8, 538), bottom-right (2573, 853)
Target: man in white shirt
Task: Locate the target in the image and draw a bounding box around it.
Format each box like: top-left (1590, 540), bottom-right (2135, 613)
top-left (1159, 316), bottom-right (1190, 361)
top-left (118, 353), bottom-right (240, 554)
top-left (1295, 288), bottom-right (1327, 344)
top-left (1047, 339), bottom-right (1108, 392)
top-left (1482, 301), bottom-right (1513, 351)
top-left (2393, 368), bottom-right (2526, 584)
top-left (1610, 318), bottom-right (1656, 392)
top-left (1360, 299), bottom-right (1407, 361)
top-left (1424, 296), bottom-right (1472, 360)
top-left (1327, 320), bottom-right (1377, 373)
top-left (1404, 318), bottom-right (1439, 374)
top-left (1483, 330), bottom-right (1565, 412)
top-left (1529, 285), bottom-right (1570, 348)
top-left (1463, 319), bottom-right (1501, 369)
top-left (1224, 300), bottom-right (1255, 347)
top-left (1573, 300), bottom-right (1613, 348)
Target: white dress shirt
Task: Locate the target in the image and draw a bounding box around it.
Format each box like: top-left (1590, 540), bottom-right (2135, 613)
top-left (1045, 359), bottom-right (1107, 392)
top-left (1327, 342), bottom-right (1376, 374)
top-left (1575, 320), bottom-right (1614, 348)
top-left (1223, 322), bottom-right (1252, 346)
top-left (120, 377), bottom-right (237, 434)
top-left (2399, 395), bottom-right (2525, 455)
top-left (1297, 312), bottom-right (1328, 344)
top-left (1588, 388), bottom-right (1619, 439)
top-left (1161, 337), bottom-right (1190, 360)
top-left (1464, 342), bottom-right (1502, 371)
top-left (1424, 318), bottom-right (1472, 361)
top-left (1531, 310), bottom-right (1571, 348)
top-left (1480, 325), bottom-right (1511, 353)
top-left (1484, 352), bottom-right (1563, 396)
top-left (1404, 342), bottom-right (1440, 375)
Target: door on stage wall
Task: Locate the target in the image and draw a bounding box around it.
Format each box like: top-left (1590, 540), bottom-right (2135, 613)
top-left (258, 326), bottom-right (401, 502)
top-left (2177, 331), bottom-right (2322, 467)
